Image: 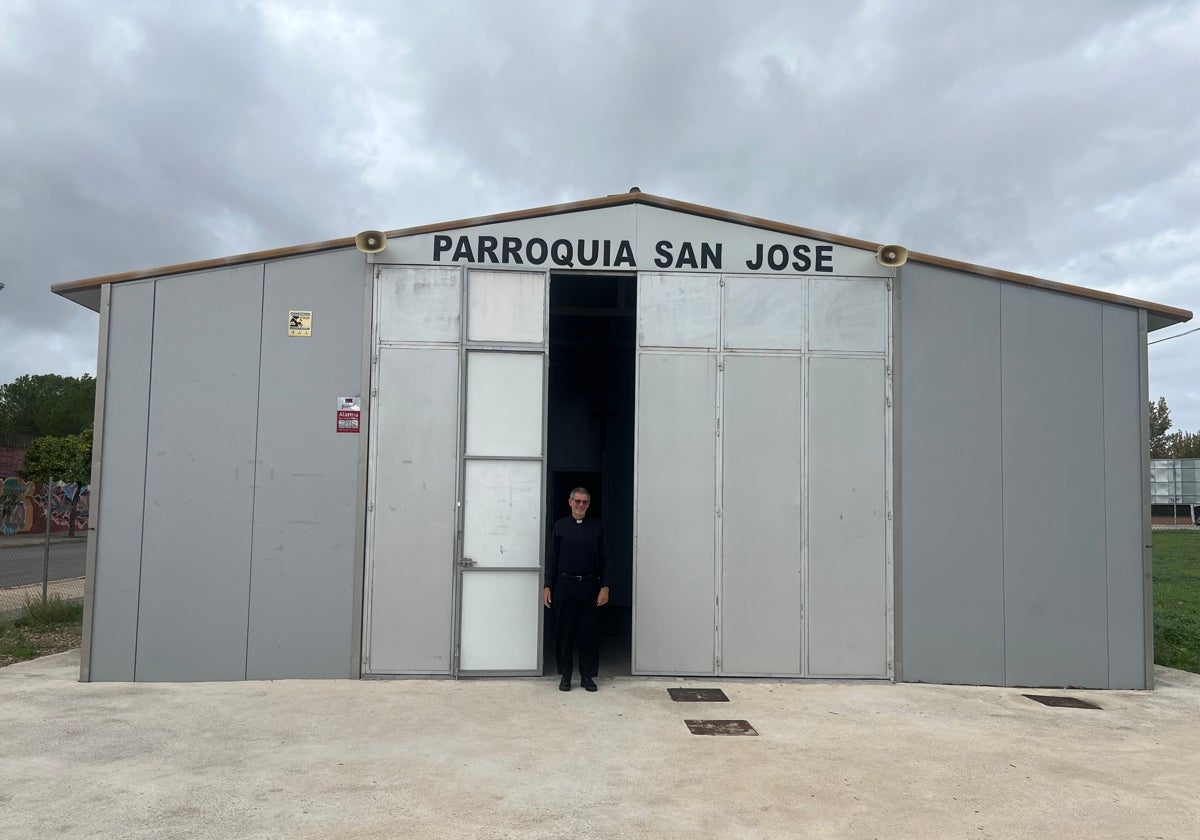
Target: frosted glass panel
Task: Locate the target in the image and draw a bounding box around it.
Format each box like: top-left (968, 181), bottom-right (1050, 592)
top-left (468, 270), bottom-right (545, 343)
top-left (724, 275), bottom-right (805, 350)
top-left (808, 278), bottom-right (889, 353)
top-left (459, 571), bottom-right (541, 671)
top-left (463, 460), bottom-right (542, 568)
top-left (377, 266), bottom-right (461, 343)
top-left (466, 352), bottom-right (544, 456)
top-left (638, 273), bottom-right (719, 349)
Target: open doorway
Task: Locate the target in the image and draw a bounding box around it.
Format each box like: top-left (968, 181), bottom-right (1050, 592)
top-left (544, 273), bottom-right (636, 678)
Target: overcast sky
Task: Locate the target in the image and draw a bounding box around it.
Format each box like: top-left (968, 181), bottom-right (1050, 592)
top-left (1, 0), bottom-right (1197, 431)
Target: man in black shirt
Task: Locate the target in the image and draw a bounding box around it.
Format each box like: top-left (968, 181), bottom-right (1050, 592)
top-left (543, 487), bottom-right (609, 692)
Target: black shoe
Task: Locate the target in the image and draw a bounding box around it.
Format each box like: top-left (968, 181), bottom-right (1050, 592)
top-left (559, 676), bottom-right (571, 692)
top-left (581, 677), bottom-right (597, 692)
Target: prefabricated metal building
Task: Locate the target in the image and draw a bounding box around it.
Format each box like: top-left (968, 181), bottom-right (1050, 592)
top-left (53, 191), bottom-right (1192, 689)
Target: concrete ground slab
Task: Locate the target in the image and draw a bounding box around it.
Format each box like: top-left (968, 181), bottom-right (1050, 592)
top-left (2, 653), bottom-right (1198, 839)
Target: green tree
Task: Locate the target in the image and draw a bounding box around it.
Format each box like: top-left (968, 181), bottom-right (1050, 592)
top-left (1150, 396), bottom-right (1173, 458)
top-left (0, 374), bottom-right (96, 437)
top-left (19, 427), bottom-right (92, 537)
top-left (1166, 430), bottom-right (1200, 459)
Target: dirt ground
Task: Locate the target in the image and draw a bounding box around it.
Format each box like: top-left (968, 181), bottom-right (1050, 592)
top-left (0, 624), bottom-right (82, 668)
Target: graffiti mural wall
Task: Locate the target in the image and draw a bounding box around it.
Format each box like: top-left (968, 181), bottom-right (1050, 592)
top-left (0, 477), bottom-right (90, 536)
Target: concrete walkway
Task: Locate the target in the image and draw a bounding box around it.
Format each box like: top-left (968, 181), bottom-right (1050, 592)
top-left (2, 652), bottom-right (1198, 839)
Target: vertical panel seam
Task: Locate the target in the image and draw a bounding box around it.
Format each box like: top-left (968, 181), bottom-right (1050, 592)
top-left (1139, 310), bottom-right (1153, 688)
top-left (800, 279), bottom-right (810, 677)
top-left (714, 274), bottom-right (723, 674)
top-left (244, 264), bottom-right (267, 679)
top-left (999, 286), bottom-right (1007, 686)
top-left (81, 283), bottom-right (112, 680)
top-left (133, 280), bottom-right (158, 681)
top-left (1101, 309), bottom-right (1111, 688)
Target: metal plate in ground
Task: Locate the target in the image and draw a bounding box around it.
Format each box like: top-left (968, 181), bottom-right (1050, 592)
top-left (685, 719), bottom-right (758, 736)
top-left (1022, 694), bottom-right (1102, 710)
top-left (668, 688), bottom-right (729, 703)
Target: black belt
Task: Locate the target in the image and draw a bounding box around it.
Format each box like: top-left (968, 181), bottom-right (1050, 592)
top-left (560, 573), bottom-right (595, 581)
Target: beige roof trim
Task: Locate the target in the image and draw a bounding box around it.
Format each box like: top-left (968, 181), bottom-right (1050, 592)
top-left (51, 190), bottom-right (1192, 327)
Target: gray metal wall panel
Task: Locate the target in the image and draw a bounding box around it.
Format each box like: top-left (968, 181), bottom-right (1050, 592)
top-left (896, 265), bottom-right (1005, 685)
top-left (135, 266), bottom-right (264, 681)
top-left (635, 353), bottom-right (716, 673)
top-left (721, 355), bottom-right (803, 674)
top-left (366, 347), bottom-right (459, 673)
top-left (246, 251), bottom-right (364, 679)
top-left (807, 356), bottom-right (888, 676)
top-left (1002, 286), bottom-right (1109, 688)
top-left (88, 281), bottom-right (154, 681)
top-left (1102, 305), bottom-right (1146, 688)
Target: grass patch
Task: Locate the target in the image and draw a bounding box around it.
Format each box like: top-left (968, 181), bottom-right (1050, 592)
top-left (0, 595), bottom-right (84, 667)
top-left (21, 593), bottom-right (84, 629)
top-left (1154, 530), bottom-right (1200, 674)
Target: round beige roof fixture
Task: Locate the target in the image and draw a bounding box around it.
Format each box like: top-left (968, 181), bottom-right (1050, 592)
top-left (355, 230), bottom-right (388, 254)
top-left (875, 244), bottom-right (908, 267)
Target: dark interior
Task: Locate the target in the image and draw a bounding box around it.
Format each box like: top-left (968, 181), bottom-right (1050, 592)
top-left (544, 273), bottom-right (636, 677)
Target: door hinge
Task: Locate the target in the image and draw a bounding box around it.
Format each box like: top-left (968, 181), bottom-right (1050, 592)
top-left (368, 501), bottom-right (375, 512)
top-left (885, 396), bottom-right (891, 408)
top-left (459, 557), bottom-right (477, 568)
top-left (371, 387), bottom-right (379, 397)
top-left (375, 266), bottom-right (382, 280)
top-left (886, 278), bottom-right (892, 291)
top-left (887, 511), bottom-right (893, 521)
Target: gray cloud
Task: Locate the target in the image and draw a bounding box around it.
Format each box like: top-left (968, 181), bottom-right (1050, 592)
top-left (1, 0), bottom-right (1197, 428)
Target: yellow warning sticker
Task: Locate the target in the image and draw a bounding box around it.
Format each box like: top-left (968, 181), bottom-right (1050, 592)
top-left (288, 310), bottom-right (312, 337)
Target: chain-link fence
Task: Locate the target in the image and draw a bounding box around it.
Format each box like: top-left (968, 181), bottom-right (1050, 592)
top-left (0, 479), bottom-right (89, 618)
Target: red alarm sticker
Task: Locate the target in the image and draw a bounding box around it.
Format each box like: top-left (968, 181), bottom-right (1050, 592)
top-left (336, 396), bottom-right (361, 434)
top-left (336, 410), bottom-right (360, 433)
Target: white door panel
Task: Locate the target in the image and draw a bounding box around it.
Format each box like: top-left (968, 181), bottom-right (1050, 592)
top-left (459, 571), bottom-right (541, 670)
top-left (377, 266), bottom-right (462, 343)
top-left (463, 460), bottom-right (543, 569)
top-left (465, 352), bottom-right (544, 458)
top-left (458, 269), bottom-right (548, 674)
top-left (808, 277), bottom-right (889, 353)
top-left (468, 270), bottom-right (546, 343)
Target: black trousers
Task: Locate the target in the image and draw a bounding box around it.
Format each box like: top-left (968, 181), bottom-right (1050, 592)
top-left (553, 577), bottom-right (599, 679)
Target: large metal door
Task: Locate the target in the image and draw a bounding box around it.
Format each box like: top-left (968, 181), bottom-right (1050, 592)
top-left (364, 266), bottom-right (462, 675)
top-left (633, 273), bottom-right (719, 674)
top-left (805, 277), bottom-right (891, 678)
top-left (455, 269), bottom-right (548, 675)
top-left (633, 271), bottom-right (891, 678)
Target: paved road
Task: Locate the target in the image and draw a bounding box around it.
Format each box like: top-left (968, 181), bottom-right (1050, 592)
top-left (0, 539), bottom-right (87, 588)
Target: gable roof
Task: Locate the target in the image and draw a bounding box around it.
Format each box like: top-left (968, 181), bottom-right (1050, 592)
top-left (50, 189), bottom-right (1192, 330)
